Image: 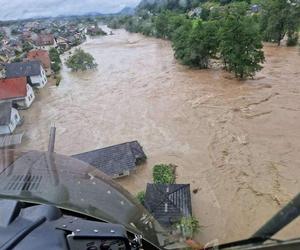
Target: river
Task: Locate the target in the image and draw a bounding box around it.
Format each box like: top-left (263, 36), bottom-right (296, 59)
top-left (16, 28), bottom-right (300, 245)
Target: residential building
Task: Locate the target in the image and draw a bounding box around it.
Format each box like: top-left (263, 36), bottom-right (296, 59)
top-left (144, 184), bottom-right (192, 228)
top-left (0, 77), bottom-right (35, 109)
top-left (27, 50), bottom-right (51, 76)
top-left (72, 141), bottom-right (147, 178)
top-left (0, 102), bottom-right (21, 135)
top-left (5, 61), bottom-right (47, 88)
top-left (34, 34), bottom-right (55, 47)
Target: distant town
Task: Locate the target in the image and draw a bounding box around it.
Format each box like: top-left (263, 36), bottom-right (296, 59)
top-left (0, 16), bottom-right (110, 143)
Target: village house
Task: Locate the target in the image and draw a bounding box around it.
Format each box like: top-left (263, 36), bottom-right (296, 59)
top-left (0, 47), bottom-right (15, 63)
top-left (26, 50), bottom-right (51, 76)
top-left (144, 184), bottom-right (192, 228)
top-left (5, 61), bottom-right (47, 88)
top-left (0, 77), bottom-right (35, 109)
top-left (72, 141), bottom-right (147, 178)
top-left (34, 34), bottom-right (55, 47)
top-left (55, 37), bottom-right (69, 51)
top-left (0, 101), bottom-right (22, 135)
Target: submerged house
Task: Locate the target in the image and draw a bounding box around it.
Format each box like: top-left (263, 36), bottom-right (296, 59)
top-left (0, 102), bottom-right (21, 135)
top-left (72, 141), bottom-right (147, 178)
top-left (5, 61), bottom-right (47, 88)
top-left (144, 184), bottom-right (192, 228)
top-left (0, 77), bottom-right (35, 109)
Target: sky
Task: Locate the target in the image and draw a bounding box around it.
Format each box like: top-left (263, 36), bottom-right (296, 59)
top-left (0, 0), bottom-right (140, 21)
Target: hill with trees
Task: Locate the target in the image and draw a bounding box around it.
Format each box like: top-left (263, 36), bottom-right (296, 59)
top-left (106, 0), bottom-right (300, 79)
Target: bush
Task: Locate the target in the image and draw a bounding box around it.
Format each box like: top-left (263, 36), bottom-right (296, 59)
top-left (55, 75), bottom-right (62, 86)
top-left (49, 48), bottom-right (61, 63)
top-left (51, 61), bottom-right (61, 74)
top-left (152, 164), bottom-right (175, 184)
top-left (177, 216), bottom-right (200, 239)
top-left (136, 191), bottom-right (145, 205)
top-left (287, 32), bottom-right (299, 46)
top-left (66, 48), bottom-right (97, 71)
top-left (22, 42), bottom-right (33, 52)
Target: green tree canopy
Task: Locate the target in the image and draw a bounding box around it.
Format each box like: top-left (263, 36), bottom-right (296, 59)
top-left (49, 48), bottom-right (61, 74)
top-left (22, 42), bottom-right (33, 52)
top-left (219, 3), bottom-right (265, 79)
top-left (66, 48), bottom-right (97, 72)
top-left (260, 0), bottom-right (300, 45)
top-left (49, 48), bottom-right (61, 64)
top-left (152, 164), bottom-right (176, 184)
top-left (172, 19), bottom-right (219, 68)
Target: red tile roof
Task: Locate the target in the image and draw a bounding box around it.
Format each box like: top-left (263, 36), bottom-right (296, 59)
top-left (27, 50), bottom-right (51, 69)
top-left (0, 77), bottom-right (27, 101)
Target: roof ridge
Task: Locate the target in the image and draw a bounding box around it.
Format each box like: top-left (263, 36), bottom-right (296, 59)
top-left (73, 141), bottom-right (139, 156)
top-left (146, 184), bottom-right (190, 213)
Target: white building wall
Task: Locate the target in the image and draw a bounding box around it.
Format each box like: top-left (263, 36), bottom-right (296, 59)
top-left (29, 66), bottom-right (47, 88)
top-left (0, 108), bottom-right (20, 135)
top-left (15, 84), bottom-right (35, 108)
top-left (0, 125), bottom-right (10, 135)
top-left (8, 108), bottom-right (20, 133)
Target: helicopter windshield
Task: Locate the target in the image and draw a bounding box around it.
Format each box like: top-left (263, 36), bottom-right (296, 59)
top-left (0, 149), bottom-right (168, 249)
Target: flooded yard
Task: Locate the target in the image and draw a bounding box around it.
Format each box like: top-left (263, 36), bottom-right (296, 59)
top-left (16, 29), bottom-right (300, 244)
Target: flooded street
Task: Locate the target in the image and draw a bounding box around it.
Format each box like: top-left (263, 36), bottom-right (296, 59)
top-left (17, 29), bottom-right (300, 244)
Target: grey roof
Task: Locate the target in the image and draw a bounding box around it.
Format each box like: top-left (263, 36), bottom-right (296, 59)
top-left (144, 184), bottom-right (192, 228)
top-left (72, 141), bottom-right (146, 177)
top-left (5, 61), bottom-right (41, 78)
top-left (0, 102), bottom-right (12, 126)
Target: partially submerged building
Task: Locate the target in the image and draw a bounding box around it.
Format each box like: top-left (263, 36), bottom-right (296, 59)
top-left (0, 102), bottom-right (21, 135)
top-left (4, 61), bottom-right (47, 88)
top-left (144, 184), bottom-right (192, 228)
top-left (0, 77), bottom-right (35, 109)
top-left (72, 141), bottom-right (147, 178)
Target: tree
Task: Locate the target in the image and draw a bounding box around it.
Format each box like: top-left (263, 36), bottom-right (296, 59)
top-left (66, 49), bottom-right (97, 71)
top-left (155, 11), bottom-right (187, 39)
top-left (152, 164), bottom-right (176, 184)
top-left (136, 191), bottom-right (146, 205)
top-left (49, 48), bottom-right (61, 64)
top-left (172, 19), bottom-right (220, 68)
top-left (49, 48), bottom-right (61, 74)
top-left (22, 42), bottom-right (33, 52)
top-left (260, 0), bottom-right (300, 46)
top-left (177, 216), bottom-right (200, 238)
top-left (155, 12), bottom-right (170, 38)
top-left (66, 48), bottom-right (97, 71)
top-left (219, 3), bottom-right (265, 79)
top-left (51, 62), bottom-right (61, 74)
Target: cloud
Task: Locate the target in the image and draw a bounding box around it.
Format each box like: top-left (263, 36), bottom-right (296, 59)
top-left (0, 0), bottom-right (140, 20)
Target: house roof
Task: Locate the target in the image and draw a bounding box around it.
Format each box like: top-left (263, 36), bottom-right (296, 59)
top-left (144, 184), bottom-right (192, 227)
top-left (34, 34), bottom-right (54, 46)
top-left (27, 50), bottom-right (51, 69)
top-left (0, 102), bottom-right (12, 126)
top-left (5, 61), bottom-right (41, 78)
top-left (72, 141), bottom-right (147, 177)
top-left (0, 77), bottom-right (27, 101)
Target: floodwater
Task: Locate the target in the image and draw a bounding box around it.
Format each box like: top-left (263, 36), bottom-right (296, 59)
top-left (17, 28), bottom-right (300, 245)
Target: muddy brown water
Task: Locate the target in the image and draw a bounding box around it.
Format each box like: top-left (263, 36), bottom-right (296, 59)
top-left (16, 28), bottom-right (300, 245)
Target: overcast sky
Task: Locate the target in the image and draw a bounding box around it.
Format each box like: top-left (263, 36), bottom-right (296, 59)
top-left (0, 0), bottom-right (140, 20)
